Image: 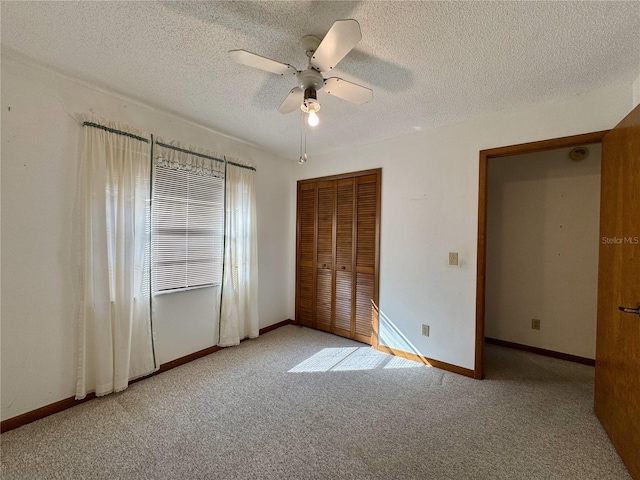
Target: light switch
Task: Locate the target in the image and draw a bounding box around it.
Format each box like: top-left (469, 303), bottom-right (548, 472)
top-left (449, 252), bottom-right (459, 266)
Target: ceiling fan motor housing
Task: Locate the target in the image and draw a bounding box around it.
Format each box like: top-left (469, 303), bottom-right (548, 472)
top-left (297, 68), bottom-right (324, 91)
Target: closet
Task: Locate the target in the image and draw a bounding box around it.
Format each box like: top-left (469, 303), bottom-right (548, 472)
top-left (296, 169), bottom-right (381, 344)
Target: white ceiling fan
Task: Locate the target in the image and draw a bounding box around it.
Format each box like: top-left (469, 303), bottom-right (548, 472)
top-left (229, 19), bottom-right (373, 127)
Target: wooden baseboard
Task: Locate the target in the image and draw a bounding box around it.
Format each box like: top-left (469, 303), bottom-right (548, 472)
top-left (0, 319), bottom-right (295, 434)
top-left (0, 393), bottom-right (98, 434)
top-left (485, 337), bottom-right (595, 366)
top-left (157, 346), bottom-right (224, 373)
top-left (258, 319), bottom-right (294, 335)
top-left (374, 345), bottom-right (475, 378)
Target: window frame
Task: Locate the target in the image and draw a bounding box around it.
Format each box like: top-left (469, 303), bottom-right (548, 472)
top-left (150, 149), bottom-right (225, 295)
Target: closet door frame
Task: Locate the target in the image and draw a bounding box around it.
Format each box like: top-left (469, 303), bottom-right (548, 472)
top-left (295, 168), bottom-right (381, 345)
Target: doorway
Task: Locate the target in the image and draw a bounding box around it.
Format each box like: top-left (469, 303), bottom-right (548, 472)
top-left (484, 143), bottom-right (602, 365)
top-left (475, 131), bottom-right (609, 379)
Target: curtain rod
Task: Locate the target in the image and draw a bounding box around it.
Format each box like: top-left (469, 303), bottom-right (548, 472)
top-left (155, 141), bottom-right (225, 163)
top-left (226, 159), bottom-right (256, 172)
top-left (84, 122), bottom-right (256, 172)
top-left (83, 122), bottom-right (149, 143)
top-left (156, 141), bottom-right (256, 171)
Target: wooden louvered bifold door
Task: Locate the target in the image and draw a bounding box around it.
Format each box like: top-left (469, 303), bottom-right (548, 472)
top-left (296, 169), bottom-right (380, 345)
top-left (334, 179), bottom-right (355, 338)
top-left (315, 181), bottom-right (334, 332)
top-left (297, 183), bottom-right (316, 328)
top-left (354, 175), bottom-right (378, 343)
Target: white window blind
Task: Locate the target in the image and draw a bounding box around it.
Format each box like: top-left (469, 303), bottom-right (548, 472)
top-left (152, 156), bottom-right (224, 293)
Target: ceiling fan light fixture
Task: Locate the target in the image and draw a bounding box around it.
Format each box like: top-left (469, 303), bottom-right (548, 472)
top-left (301, 93), bottom-right (321, 127)
top-left (301, 100), bottom-right (320, 126)
top-left (307, 110), bottom-right (319, 127)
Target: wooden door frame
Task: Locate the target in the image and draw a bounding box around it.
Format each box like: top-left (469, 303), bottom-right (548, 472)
top-left (475, 130), bottom-right (609, 379)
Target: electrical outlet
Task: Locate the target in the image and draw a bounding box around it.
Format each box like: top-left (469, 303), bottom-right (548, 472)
top-left (449, 252), bottom-right (459, 266)
top-left (532, 318), bottom-right (541, 330)
top-left (422, 324), bottom-right (430, 337)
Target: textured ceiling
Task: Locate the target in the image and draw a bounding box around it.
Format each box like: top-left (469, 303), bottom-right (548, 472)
top-left (2, 1), bottom-right (639, 160)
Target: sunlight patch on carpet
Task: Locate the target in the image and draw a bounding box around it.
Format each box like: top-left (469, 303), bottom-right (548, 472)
top-left (289, 346), bottom-right (425, 372)
top-left (331, 347), bottom-right (388, 371)
top-left (384, 355), bottom-right (424, 369)
top-left (288, 347), bottom-right (358, 372)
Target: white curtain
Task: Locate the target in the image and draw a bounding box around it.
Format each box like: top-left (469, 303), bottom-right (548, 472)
top-left (219, 161), bottom-right (259, 346)
top-left (75, 119), bottom-right (156, 399)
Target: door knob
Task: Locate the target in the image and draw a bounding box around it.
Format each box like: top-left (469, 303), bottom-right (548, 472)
top-left (618, 306), bottom-right (640, 316)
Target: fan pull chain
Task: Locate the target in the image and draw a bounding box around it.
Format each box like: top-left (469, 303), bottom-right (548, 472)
top-left (299, 111), bottom-right (307, 164)
top-left (299, 110), bottom-right (303, 161)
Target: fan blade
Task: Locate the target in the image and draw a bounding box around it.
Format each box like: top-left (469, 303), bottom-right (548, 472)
top-left (310, 19), bottom-right (362, 72)
top-left (278, 88), bottom-right (304, 114)
top-left (229, 50), bottom-right (297, 76)
top-left (323, 78), bottom-right (372, 105)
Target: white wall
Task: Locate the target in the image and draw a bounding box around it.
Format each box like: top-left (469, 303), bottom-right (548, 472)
top-left (485, 146), bottom-right (601, 359)
top-left (633, 70), bottom-right (640, 108)
top-left (0, 53), bottom-right (295, 421)
top-left (2, 49), bottom-right (636, 422)
top-left (292, 83), bottom-right (632, 370)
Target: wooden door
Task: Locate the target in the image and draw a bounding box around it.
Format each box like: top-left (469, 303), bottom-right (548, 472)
top-left (315, 181), bottom-right (335, 333)
top-left (354, 175), bottom-right (378, 343)
top-left (334, 178), bottom-right (355, 338)
top-left (296, 169), bottom-right (381, 345)
top-left (595, 104), bottom-right (640, 479)
top-left (296, 183), bottom-right (316, 328)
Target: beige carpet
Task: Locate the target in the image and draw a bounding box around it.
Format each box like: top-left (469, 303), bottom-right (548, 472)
top-left (1, 325), bottom-right (631, 479)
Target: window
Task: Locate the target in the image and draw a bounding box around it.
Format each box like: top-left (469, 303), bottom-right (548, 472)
top-left (151, 158), bottom-right (224, 293)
